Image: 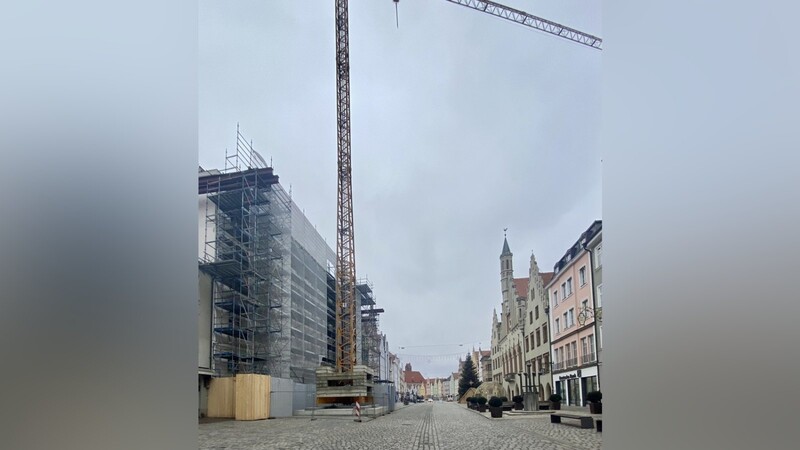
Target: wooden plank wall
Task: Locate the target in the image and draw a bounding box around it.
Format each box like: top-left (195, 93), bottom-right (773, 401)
top-left (235, 374), bottom-right (270, 421)
top-left (207, 377), bottom-right (236, 418)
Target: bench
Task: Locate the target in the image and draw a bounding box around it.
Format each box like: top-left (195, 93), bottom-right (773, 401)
top-left (550, 413), bottom-right (594, 429)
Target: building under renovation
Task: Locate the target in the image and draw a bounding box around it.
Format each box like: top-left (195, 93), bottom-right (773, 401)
top-left (198, 128), bottom-right (394, 416)
top-left (198, 130), bottom-right (337, 415)
top-left (356, 280), bottom-right (385, 377)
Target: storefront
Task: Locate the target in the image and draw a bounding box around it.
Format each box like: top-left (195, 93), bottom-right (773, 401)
top-left (554, 366), bottom-right (598, 406)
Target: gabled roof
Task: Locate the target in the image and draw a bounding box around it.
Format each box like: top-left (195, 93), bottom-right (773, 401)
top-left (514, 278), bottom-right (529, 299)
top-left (404, 370), bottom-right (425, 384)
top-left (540, 272), bottom-right (555, 288)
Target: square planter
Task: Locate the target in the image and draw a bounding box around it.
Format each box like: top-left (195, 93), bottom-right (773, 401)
top-left (489, 406), bottom-right (503, 418)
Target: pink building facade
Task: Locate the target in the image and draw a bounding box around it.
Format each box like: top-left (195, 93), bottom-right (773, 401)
top-left (547, 220), bottom-right (602, 407)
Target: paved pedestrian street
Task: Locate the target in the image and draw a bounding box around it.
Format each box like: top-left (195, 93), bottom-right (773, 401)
top-left (199, 402), bottom-right (602, 450)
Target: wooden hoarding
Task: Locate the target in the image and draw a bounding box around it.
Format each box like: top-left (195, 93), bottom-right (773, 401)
top-left (235, 374), bottom-right (270, 421)
top-left (207, 377), bottom-right (236, 418)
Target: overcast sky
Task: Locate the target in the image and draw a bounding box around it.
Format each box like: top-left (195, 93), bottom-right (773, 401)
top-left (199, 0), bottom-right (601, 379)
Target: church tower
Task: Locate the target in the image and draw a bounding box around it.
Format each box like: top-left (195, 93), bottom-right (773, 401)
top-left (500, 231), bottom-right (515, 333)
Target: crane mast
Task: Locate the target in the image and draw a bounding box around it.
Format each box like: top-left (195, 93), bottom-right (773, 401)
top-left (334, 0), bottom-right (358, 373)
top-left (330, 0), bottom-right (601, 375)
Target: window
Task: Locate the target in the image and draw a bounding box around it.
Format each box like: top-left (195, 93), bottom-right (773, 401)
top-left (566, 278), bottom-right (573, 296)
top-left (589, 334), bottom-right (595, 355)
top-left (555, 318), bottom-right (560, 334)
top-left (581, 337), bottom-right (588, 359)
top-left (563, 312), bottom-right (568, 328)
top-left (599, 325), bottom-right (603, 350)
top-left (542, 324), bottom-right (548, 343)
top-left (525, 337), bottom-right (529, 352)
top-left (553, 291), bottom-right (559, 305)
top-left (535, 305), bottom-right (539, 320)
top-left (561, 282), bottom-right (566, 298)
top-left (579, 266), bottom-right (586, 286)
top-left (567, 308), bottom-right (575, 328)
top-left (536, 329), bottom-right (541, 347)
top-left (597, 284), bottom-right (603, 308)
top-left (582, 299), bottom-right (589, 313)
top-left (529, 311), bottom-right (533, 324)
top-left (595, 244), bottom-right (603, 268)
top-left (571, 342), bottom-right (578, 361)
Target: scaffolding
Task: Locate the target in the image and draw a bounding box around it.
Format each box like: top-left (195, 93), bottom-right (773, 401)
top-left (357, 279), bottom-right (384, 377)
top-left (199, 127), bottom-right (290, 377)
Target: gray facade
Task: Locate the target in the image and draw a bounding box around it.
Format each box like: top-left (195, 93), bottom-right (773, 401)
top-left (285, 194), bottom-right (336, 383)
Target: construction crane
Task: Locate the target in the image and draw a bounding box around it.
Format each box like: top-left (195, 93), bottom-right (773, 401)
top-left (331, 0), bottom-right (601, 376)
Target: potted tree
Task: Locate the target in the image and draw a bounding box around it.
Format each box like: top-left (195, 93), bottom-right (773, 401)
top-left (586, 391), bottom-right (602, 414)
top-left (512, 395), bottom-right (524, 410)
top-left (476, 396), bottom-right (488, 412)
top-left (488, 396), bottom-right (503, 418)
top-left (549, 393), bottom-right (562, 410)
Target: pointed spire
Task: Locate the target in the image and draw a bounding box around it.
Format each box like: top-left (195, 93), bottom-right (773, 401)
top-left (501, 228), bottom-right (512, 256)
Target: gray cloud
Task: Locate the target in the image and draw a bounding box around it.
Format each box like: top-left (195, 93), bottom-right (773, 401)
top-left (200, 0), bottom-right (600, 378)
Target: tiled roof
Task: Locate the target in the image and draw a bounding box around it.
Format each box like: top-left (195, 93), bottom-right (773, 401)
top-left (404, 370), bottom-right (425, 384)
top-left (514, 278), bottom-right (529, 299)
top-left (540, 271), bottom-right (555, 287)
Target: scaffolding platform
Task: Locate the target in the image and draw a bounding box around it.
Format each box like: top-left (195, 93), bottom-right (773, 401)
top-left (315, 365), bottom-right (375, 405)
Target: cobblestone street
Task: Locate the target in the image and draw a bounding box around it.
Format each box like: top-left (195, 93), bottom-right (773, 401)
top-left (199, 402), bottom-right (602, 449)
